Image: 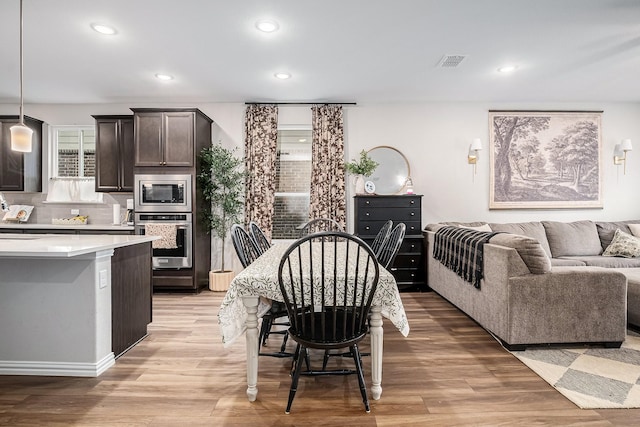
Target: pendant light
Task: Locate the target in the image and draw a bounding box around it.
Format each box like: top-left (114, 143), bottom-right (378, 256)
top-left (10, 0), bottom-right (33, 153)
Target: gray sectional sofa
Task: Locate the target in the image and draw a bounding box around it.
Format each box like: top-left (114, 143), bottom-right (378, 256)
top-left (423, 219), bottom-right (640, 350)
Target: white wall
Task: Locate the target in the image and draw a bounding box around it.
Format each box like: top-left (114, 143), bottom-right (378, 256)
top-left (3, 100), bottom-right (639, 234)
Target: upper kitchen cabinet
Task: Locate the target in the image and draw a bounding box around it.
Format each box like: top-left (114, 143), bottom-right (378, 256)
top-left (93, 115), bottom-right (134, 192)
top-left (131, 108), bottom-right (213, 168)
top-left (0, 116), bottom-right (43, 192)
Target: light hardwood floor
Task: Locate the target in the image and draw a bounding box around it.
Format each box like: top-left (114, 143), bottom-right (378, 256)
top-left (0, 291), bottom-right (638, 426)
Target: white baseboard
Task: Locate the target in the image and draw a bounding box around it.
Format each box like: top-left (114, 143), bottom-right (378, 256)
top-left (0, 353), bottom-right (115, 377)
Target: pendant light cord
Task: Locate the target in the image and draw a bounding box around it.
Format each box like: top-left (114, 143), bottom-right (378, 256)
top-left (19, 0), bottom-right (25, 125)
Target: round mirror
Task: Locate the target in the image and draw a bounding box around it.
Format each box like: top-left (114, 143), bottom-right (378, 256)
top-left (366, 146), bottom-right (410, 195)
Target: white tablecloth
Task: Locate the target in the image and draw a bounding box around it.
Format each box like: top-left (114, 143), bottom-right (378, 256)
top-left (218, 242), bottom-right (410, 346)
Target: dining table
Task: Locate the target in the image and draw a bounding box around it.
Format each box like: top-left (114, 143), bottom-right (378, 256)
top-left (218, 241), bottom-right (410, 402)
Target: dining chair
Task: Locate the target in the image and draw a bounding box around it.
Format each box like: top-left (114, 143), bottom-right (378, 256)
top-left (249, 221), bottom-right (271, 254)
top-left (278, 231), bottom-right (380, 414)
top-left (240, 222), bottom-right (292, 357)
top-left (230, 224), bottom-right (261, 268)
top-left (376, 222), bottom-right (406, 269)
top-left (371, 219), bottom-right (393, 258)
top-left (299, 217), bottom-right (344, 236)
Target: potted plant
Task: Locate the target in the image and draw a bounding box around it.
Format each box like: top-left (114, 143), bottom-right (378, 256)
top-left (345, 150), bottom-right (379, 194)
top-left (197, 143), bottom-right (244, 291)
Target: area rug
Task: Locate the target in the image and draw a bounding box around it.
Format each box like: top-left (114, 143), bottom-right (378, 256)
top-left (511, 332), bottom-right (640, 409)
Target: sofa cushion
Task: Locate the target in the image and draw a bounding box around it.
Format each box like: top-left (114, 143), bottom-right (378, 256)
top-left (628, 223), bottom-right (640, 237)
top-left (603, 229), bottom-right (640, 258)
top-left (550, 258), bottom-right (587, 267)
top-left (489, 222), bottom-right (552, 257)
top-left (459, 224), bottom-right (492, 232)
top-left (595, 220), bottom-right (638, 251)
top-left (489, 233), bottom-right (552, 274)
top-left (558, 255), bottom-right (640, 268)
top-left (542, 220), bottom-right (602, 257)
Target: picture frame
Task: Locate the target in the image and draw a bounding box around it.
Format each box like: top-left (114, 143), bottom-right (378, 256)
top-left (489, 110), bottom-right (603, 209)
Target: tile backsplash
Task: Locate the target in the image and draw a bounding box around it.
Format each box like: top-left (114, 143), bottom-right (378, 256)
top-left (3, 192), bottom-right (133, 225)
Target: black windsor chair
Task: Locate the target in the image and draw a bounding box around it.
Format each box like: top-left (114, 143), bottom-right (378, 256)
top-left (249, 221), bottom-right (271, 254)
top-left (376, 222), bottom-right (406, 269)
top-left (299, 217), bottom-right (344, 236)
top-left (371, 219), bottom-right (393, 258)
top-left (231, 223), bottom-right (293, 358)
top-left (230, 224), bottom-right (261, 268)
top-left (278, 231), bottom-right (380, 414)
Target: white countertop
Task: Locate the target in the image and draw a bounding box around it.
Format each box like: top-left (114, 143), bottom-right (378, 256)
top-left (0, 234), bottom-right (157, 258)
top-left (0, 222), bottom-right (135, 231)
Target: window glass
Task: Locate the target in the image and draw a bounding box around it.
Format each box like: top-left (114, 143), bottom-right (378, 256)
top-left (272, 128), bottom-right (312, 240)
top-left (51, 126), bottom-right (96, 178)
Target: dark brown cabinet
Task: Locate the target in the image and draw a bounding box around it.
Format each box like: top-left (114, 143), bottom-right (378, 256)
top-left (0, 115), bottom-right (43, 192)
top-left (354, 195), bottom-right (425, 291)
top-left (93, 115), bottom-right (134, 192)
top-left (131, 108), bottom-right (213, 292)
top-left (132, 110), bottom-right (196, 167)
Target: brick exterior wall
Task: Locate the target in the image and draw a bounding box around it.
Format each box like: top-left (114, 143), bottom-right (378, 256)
top-left (272, 155), bottom-right (311, 239)
top-left (57, 149), bottom-right (95, 177)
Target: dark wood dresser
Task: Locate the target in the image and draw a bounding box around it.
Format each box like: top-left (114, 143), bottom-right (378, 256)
top-left (354, 195), bottom-right (425, 291)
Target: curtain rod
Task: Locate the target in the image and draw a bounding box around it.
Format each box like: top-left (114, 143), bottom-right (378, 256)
top-left (245, 102), bottom-right (357, 106)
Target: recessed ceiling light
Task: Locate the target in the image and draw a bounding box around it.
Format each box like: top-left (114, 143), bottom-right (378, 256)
top-left (497, 65), bottom-right (518, 73)
top-left (155, 73), bottom-right (174, 81)
top-left (255, 19), bottom-right (279, 33)
top-left (274, 72), bottom-right (291, 80)
top-left (90, 23), bottom-right (117, 35)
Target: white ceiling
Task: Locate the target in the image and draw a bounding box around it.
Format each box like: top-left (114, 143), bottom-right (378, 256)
top-left (0, 0), bottom-right (639, 105)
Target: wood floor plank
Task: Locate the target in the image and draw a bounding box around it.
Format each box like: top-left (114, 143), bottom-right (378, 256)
top-left (0, 291), bottom-right (639, 425)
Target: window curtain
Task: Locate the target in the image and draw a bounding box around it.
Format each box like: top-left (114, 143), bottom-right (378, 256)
top-left (244, 104), bottom-right (278, 237)
top-left (309, 105), bottom-right (346, 229)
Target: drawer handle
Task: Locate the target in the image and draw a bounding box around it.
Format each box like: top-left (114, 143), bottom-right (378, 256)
top-left (410, 244), bottom-right (415, 249)
top-left (411, 259), bottom-right (415, 264)
top-left (366, 201), bottom-right (370, 205)
top-left (410, 212), bottom-right (415, 216)
top-left (365, 226), bottom-right (370, 230)
top-left (410, 273), bottom-right (415, 277)
top-left (366, 212), bottom-right (370, 216)
top-left (410, 226), bottom-right (416, 231)
top-left (410, 200), bottom-right (415, 204)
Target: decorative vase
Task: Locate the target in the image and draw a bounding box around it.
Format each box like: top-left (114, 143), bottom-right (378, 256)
top-left (209, 270), bottom-right (235, 292)
top-left (354, 175), bottom-right (366, 194)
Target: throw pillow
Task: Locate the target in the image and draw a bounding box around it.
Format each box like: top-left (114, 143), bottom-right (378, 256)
top-left (603, 229), bottom-right (640, 258)
top-left (628, 223), bottom-right (640, 237)
top-left (458, 224), bottom-right (492, 232)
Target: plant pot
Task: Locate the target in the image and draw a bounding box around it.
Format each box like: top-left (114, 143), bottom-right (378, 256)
top-left (354, 174), bottom-right (366, 194)
top-left (209, 270), bottom-right (235, 292)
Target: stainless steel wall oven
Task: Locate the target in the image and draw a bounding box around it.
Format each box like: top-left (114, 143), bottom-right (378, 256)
top-left (135, 213), bottom-right (193, 269)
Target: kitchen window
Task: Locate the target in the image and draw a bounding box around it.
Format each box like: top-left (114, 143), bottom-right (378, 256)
top-left (272, 127), bottom-right (312, 240)
top-left (46, 125), bottom-right (102, 203)
top-left (50, 126), bottom-right (96, 178)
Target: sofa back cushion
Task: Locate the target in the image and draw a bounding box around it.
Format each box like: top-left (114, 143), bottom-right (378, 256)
top-left (595, 220), bottom-right (640, 251)
top-left (489, 233), bottom-right (552, 274)
top-left (542, 220), bottom-right (602, 257)
top-left (489, 222), bottom-right (552, 257)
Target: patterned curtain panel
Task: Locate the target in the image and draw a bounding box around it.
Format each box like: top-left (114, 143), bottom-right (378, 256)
top-left (244, 104), bottom-right (278, 238)
top-left (309, 105), bottom-right (346, 229)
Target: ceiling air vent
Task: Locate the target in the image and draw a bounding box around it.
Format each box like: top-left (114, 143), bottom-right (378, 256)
top-left (438, 54), bottom-right (466, 68)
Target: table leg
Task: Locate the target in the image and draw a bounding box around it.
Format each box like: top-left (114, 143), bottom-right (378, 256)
top-left (369, 305), bottom-right (383, 400)
top-left (242, 296), bottom-right (260, 402)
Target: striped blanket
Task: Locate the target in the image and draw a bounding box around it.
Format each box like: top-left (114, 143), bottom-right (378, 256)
top-left (432, 226), bottom-right (499, 289)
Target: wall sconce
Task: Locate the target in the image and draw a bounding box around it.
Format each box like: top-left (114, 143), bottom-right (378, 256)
top-left (468, 138), bottom-right (482, 174)
top-left (613, 139), bottom-right (633, 175)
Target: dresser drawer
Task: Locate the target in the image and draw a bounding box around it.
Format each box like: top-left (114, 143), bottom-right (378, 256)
top-left (400, 237), bottom-right (423, 253)
top-left (387, 268), bottom-right (424, 283)
top-left (357, 207), bottom-right (421, 222)
top-left (393, 253), bottom-right (423, 268)
top-left (356, 195), bottom-right (421, 209)
top-left (357, 220), bottom-right (421, 236)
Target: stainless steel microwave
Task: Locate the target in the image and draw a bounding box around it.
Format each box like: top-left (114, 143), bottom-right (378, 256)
top-left (134, 174), bottom-right (192, 212)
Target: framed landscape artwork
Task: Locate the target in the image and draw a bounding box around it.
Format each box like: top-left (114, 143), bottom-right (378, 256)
top-left (489, 110), bottom-right (603, 209)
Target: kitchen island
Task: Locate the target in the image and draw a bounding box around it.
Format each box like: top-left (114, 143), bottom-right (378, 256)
top-left (0, 234), bottom-right (156, 377)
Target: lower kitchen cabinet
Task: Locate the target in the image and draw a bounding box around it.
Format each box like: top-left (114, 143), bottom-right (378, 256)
top-left (111, 242), bottom-right (152, 358)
